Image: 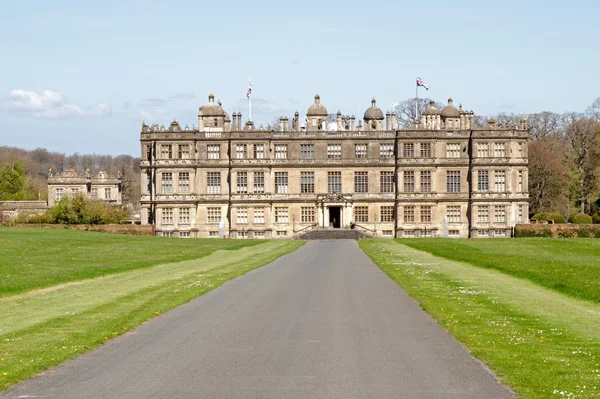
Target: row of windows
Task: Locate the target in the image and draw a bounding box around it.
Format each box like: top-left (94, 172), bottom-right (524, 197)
top-left (160, 204), bottom-right (523, 226)
top-left (55, 187), bottom-right (112, 201)
top-left (149, 141), bottom-right (520, 161)
top-left (477, 170), bottom-right (525, 192)
top-left (156, 171), bottom-right (459, 195)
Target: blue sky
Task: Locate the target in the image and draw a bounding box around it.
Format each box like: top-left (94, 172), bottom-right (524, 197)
top-left (1, 0), bottom-right (598, 156)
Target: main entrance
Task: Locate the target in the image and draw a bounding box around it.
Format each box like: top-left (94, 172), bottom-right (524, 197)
top-left (329, 206), bottom-right (341, 228)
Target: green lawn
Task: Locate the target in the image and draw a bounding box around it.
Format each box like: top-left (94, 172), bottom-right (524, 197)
top-left (360, 239), bottom-right (600, 399)
top-left (0, 228), bottom-right (303, 391)
top-left (401, 238), bottom-right (600, 303)
top-left (0, 227), bottom-right (264, 297)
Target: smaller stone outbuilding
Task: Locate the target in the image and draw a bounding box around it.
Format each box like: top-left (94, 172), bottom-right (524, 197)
top-left (47, 169), bottom-right (122, 207)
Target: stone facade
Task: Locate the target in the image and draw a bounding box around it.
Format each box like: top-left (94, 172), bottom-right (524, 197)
top-left (47, 169), bottom-right (122, 207)
top-left (0, 201), bottom-right (48, 224)
top-left (140, 94), bottom-right (529, 239)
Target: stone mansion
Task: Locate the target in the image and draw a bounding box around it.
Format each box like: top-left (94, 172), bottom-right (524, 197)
top-left (139, 94), bottom-right (529, 238)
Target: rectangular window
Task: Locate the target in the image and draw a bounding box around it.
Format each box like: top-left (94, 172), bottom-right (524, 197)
top-left (55, 188), bottom-right (63, 201)
top-left (494, 142), bottom-right (506, 158)
top-left (236, 231), bottom-right (248, 239)
top-left (104, 188), bottom-right (112, 200)
top-left (253, 172), bottom-right (264, 193)
top-left (301, 207), bottom-right (316, 223)
top-left (379, 143), bottom-right (394, 158)
top-left (236, 144), bottom-right (247, 159)
top-left (420, 142), bottom-right (432, 158)
top-left (178, 172), bottom-right (190, 194)
top-left (382, 230), bottom-right (393, 237)
top-left (275, 144), bottom-right (287, 159)
top-left (380, 206), bottom-right (394, 222)
top-left (448, 230), bottom-right (460, 237)
top-left (446, 171), bottom-right (461, 193)
top-left (162, 208), bottom-right (173, 224)
top-left (420, 171), bottom-right (431, 193)
top-left (161, 172), bottom-right (173, 194)
top-left (71, 188), bottom-right (79, 195)
top-left (90, 187), bottom-right (98, 199)
top-left (327, 144), bottom-right (342, 159)
top-left (355, 144), bottom-right (367, 158)
top-left (328, 171), bottom-right (342, 193)
top-left (477, 230), bottom-right (489, 237)
top-left (207, 207), bottom-right (221, 224)
top-left (253, 144), bottom-right (265, 159)
top-left (446, 143), bottom-right (460, 158)
top-left (146, 170), bottom-right (152, 194)
top-left (478, 206), bottom-right (489, 223)
top-left (403, 206), bottom-right (415, 223)
top-left (253, 231), bottom-right (265, 238)
top-left (477, 142), bottom-right (489, 158)
top-left (354, 171), bottom-right (368, 193)
top-left (236, 172), bottom-right (248, 194)
top-left (402, 143), bottom-right (414, 158)
top-left (276, 230), bottom-right (288, 237)
top-left (209, 231), bottom-right (219, 237)
top-left (403, 171), bottom-right (415, 193)
top-left (178, 144), bottom-right (190, 159)
top-left (161, 144), bottom-right (172, 159)
top-left (300, 144), bottom-right (315, 159)
top-left (420, 206), bottom-right (432, 223)
top-left (145, 145), bottom-right (151, 161)
top-left (179, 208), bottom-right (190, 224)
top-left (253, 208), bottom-right (265, 224)
top-left (275, 207), bottom-right (289, 223)
top-left (403, 230), bottom-right (414, 238)
top-left (274, 172), bottom-right (288, 194)
top-left (179, 231), bottom-right (190, 238)
top-left (494, 170), bottom-right (506, 192)
top-left (518, 204), bottom-right (525, 223)
top-left (354, 206), bottom-right (368, 223)
top-left (300, 171), bottom-right (315, 194)
top-left (518, 171), bottom-right (523, 192)
top-left (380, 171), bottom-right (394, 193)
top-left (477, 170), bottom-right (489, 192)
top-left (236, 208), bottom-right (248, 224)
top-left (207, 145), bottom-right (220, 159)
top-left (206, 172), bottom-right (221, 194)
top-left (494, 205), bottom-right (506, 223)
top-left (447, 206), bottom-right (461, 223)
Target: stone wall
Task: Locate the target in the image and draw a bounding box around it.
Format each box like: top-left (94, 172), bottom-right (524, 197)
top-left (515, 224), bottom-right (600, 238)
top-left (7, 224), bottom-right (155, 236)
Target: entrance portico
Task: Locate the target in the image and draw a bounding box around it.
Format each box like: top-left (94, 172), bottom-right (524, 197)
top-left (316, 194), bottom-right (353, 229)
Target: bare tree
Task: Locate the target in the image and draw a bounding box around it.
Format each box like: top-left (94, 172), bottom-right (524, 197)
top-left (528, 138), bottom-right (571, 215)
top-left (526, 111), bottom-right (562, 141)
top-left (586, 97), bottom-right (600, 122)
top-left (392, 98), bottom-right (444, 129)
top-left (562, 115), bottom-right (600, 213)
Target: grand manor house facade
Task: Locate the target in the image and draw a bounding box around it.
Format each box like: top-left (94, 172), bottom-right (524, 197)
top-left (139, 94), bottom-right (529, 238)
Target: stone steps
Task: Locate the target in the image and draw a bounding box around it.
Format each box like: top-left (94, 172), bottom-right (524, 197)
top-left (299, 228), bottom-right (370, 240)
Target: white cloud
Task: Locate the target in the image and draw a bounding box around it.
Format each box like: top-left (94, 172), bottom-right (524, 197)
top-left (0, 89), bottom-right (110, 118)
top-left (170, 92), bottom-right (195, 100)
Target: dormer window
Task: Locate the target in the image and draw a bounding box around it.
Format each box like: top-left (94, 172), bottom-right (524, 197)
top-left (213, 119), bottom-right (218, 127)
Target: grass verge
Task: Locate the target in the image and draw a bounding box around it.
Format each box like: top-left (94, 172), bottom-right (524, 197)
top-left (360, 239), bottom-right (600, 399)
top-left (0, 240), bottom-right (303, 391)
top-left (0, 227), bottom-right (264, 297)
top-left (400, 238), bottom-right (600, 303)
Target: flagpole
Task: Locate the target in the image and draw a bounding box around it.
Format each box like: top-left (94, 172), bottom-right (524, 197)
top-left (248, 77), bottom-right (252, 122)
top-left (415, 77), bottom-right (418, 122)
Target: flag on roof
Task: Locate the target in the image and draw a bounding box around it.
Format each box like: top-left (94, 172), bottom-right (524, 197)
top-left (416, 77), bottom-right (429, 90)
top-left (246, 80), bottom-right (252, 99)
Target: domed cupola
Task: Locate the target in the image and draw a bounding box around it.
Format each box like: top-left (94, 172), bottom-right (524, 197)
top-left (441, 98), bottom-right (460, 118)
top-left (422, 100), bottom-right (440, 116)
top-left (364, 98), bottom-right (384, 120)
top-left (306, 94), bottom-right (328, 131)
top-left (198, 93), bottom-right (227, 130)
top-left (364, 98), bottom-right (384, 131)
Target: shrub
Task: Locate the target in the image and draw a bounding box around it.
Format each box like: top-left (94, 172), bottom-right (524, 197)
top-left (40, 195), bottom-right (129, 225)
top-left (568, 213), bottom-right (593, 224)
top-left (531, 213), bottom-right (566, 224)
top-left (592, 214), bottom-right (600, 224)
top-left (515, 226), bottom-right (553, 237)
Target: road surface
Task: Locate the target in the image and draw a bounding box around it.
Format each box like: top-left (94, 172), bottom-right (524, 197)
top-left (1, 240), bottom-right (512, 398)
